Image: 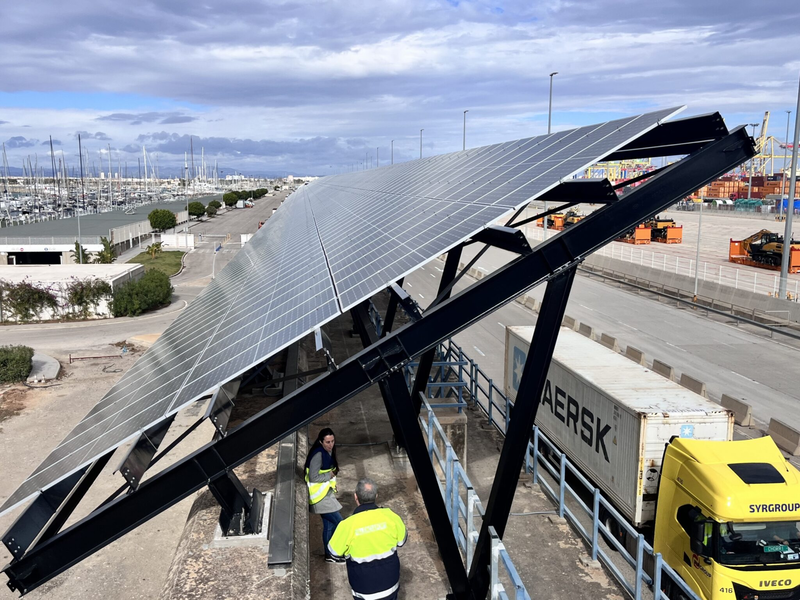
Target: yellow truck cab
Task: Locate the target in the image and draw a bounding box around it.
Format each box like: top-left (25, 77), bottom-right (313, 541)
top-left (655, 436), bottom-right (800, 600)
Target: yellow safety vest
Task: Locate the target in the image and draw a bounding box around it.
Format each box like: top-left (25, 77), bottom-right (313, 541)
top-left (305, 465), bottom-right (337, 505)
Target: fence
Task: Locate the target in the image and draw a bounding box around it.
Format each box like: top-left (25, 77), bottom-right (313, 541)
top-left (525, 224), bottom-right (800, 300)
top-left (438, 338), bottom-right (702, 600)
top-left (419, 394), bottom-right (530, 599)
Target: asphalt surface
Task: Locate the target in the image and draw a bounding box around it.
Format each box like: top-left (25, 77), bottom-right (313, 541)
top-left (402, 245), bottom-right (800, 431)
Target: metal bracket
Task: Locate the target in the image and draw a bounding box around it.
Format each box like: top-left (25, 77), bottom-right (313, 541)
top-left (470, 226), bottom-right (532, 255)
top-left (117, 416), bottom-right (175, 490)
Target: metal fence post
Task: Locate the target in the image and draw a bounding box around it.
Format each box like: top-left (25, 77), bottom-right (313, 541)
top-left (653, 552), bottom-right (663, 600)
top-left (635, 533), bottom-right (645, 600)
top-left (445, 445), bottom-right (454, 520)
top-left (558, 453), bottom-right (566, 519)
top-left (466, 489), bottom-right (475, 570)
top-left (490, 528), bottom-right (500, 600)
top-left (591, 489), bottom-right (600, 561)
top-left (505, 396), bottom-right (511, 433)
top-left (532, 429), bottom-right (539, 485)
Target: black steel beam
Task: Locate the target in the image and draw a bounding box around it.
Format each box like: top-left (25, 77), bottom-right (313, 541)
top-left (117, 416), bottom-right (175, 490)
top-left (388, 282), bottom-right (422, 323)
top-left (351, 303), bottom-right (471, 598)
top-left (204, 380), bottom-right (240, 440)
top-left (2, 452), bottom-right (112, 561)
top-left (467, 267), bottom-right (576, 598)
top-left (412, 247), bottom-right (462, 413)
top-left (537, 179), bottom-right (618, 204)
top-left (605, 112), bottom-right (727, 161)
top-left (470, 226), bottom-right (532, 256)
top-left (2, 127), bottom-right (754, 596)
top-left (381, 279), bottom-right (404, 338)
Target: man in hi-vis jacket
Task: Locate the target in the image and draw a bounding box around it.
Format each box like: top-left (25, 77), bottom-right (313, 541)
top-left (328, 478), bottom-right (407, 600)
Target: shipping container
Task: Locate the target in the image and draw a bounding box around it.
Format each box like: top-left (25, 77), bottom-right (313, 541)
top-left (504, 326), bottom-right (733, 527)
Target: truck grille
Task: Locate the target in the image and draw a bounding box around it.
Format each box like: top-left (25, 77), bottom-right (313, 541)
top-left (733, 582), bottom-right (800, 600)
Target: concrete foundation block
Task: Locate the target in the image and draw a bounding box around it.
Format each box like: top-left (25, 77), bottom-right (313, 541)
top-left (720, 394), bottom-right (752, 427)
top-left (524, 296), bottom-right (538, 311)
top-left (547, 515), bottom-right (567, 525)
top-left (579, 555), bottom-right (602, 569)
top-left (468, 268), bottom-right (479, 279)
top-left (475, 270), bottom-right (484, 280)
top-left (652, 359), bottom-right (674, 381)
top-left (679, 373), bottom-right (708, 398)
top-left (768, 419), bottom-right (800, 456)
top-left (577, 323), bottom-right (594, 340)
top-left (599, 334), bottom-right (618, 352)
top-left (515, 295), bottom-right (526, 305)
top-left (431, 408), bottom-right (468, 467)
top-left (624, 345), bottom-right (646, 366)
top-left (562, 315), bottom-right (578, 331)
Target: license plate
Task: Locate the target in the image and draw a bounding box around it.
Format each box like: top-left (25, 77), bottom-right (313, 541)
top-left (764, 545), bottom-right (791, 553)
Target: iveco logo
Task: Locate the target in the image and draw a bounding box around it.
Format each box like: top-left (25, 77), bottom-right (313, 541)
top-left (761, 579), bottom-right (792, 587)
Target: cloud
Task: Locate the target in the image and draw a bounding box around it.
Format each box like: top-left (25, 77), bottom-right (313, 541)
top-left (74, 130), bottom-right (112, 141)
top-left (0, 120), bottom-right (8, 125)
top-left (96, 111), bottom-right (197, 125)
top-left (40, 139), bottom-right (62, 146)
top-left (5, 136), bottom-right (37, 148)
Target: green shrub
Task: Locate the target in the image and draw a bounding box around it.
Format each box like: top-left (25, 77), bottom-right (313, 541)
top-left (205, 204), bottom-right (218, 217)
top-left (0, 280), bottom-right (59, 322)
top-left (66, 278), bottom-right (113, 319)
top-left (148, 209), bottom-right (177, 231)
top-left (111, 270), bottom-right (173, 317)
top-left (223, 192), bottom-right (239, 207)
top-left (208, 199), bottom-right (222, 209)
top-left (0, 345), bottom-right (34, 383)
top-left (188, 201), bottom-right (206, 219)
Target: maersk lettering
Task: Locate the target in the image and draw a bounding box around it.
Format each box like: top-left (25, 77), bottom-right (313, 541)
top-left (541, 380), bottom-right (611, 462)
top-left (749, 503), bottom-right (800, 513)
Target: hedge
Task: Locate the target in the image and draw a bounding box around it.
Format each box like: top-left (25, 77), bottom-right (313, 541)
top-left (0, 345), bottom-right (34, 383)
top-left (111, 270), bottom-right (174, 317)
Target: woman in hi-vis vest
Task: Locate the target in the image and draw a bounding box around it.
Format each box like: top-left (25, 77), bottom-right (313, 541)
top-left (304, 428), bottom-right (343, 562)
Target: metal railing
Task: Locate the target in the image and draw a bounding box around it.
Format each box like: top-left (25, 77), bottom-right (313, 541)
top-left (405, 339), bottom-right (469, 409)
top-left (439, 338), bottom-right (702, 600)
top-left (419, 395), bottom-right (530, 600)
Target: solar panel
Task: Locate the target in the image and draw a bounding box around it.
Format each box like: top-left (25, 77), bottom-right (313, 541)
top-left (0, 106), bottom-right (684, 516)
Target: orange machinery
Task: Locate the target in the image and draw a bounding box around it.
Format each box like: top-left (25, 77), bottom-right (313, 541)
top-left (617, 225), bottom-right (651, 244)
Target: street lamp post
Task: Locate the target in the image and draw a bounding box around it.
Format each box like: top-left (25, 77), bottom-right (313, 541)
top-left (391, 140), bottom-right (394, 165)
top-left (747, 123), bottom-right (759, 201)
top-left (779, 71), bottom-right (800, 299)
top-left (783, 110), bottom-right (792, 217)
top-left (693, 200), bottom-right (703, 301)
top-left (548, 72), bottom-right (558, 135)
top-left (377, 147), bottom-right (379, 168)
top-left (463, 110), bottom-right (469, 151)
top-left (420, 129), bottom-right (424, 159)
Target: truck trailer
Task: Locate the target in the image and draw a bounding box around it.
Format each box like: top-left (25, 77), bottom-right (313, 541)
top-left (505, 326), bottom-right (800, 600)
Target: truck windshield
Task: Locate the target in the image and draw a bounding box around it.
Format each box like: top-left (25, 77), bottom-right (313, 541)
top-left (717, 521), bottom-right (800, 565)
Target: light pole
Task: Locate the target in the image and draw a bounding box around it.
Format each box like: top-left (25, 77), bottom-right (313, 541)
top-left (693, 201), bottom-right (704, 301)
top-left (391, 140), bottom-right (394, 165)
top-left (376, 147), bottom-right (379, 168)
top-left (548, 72), bottom-right (558, 135)
top-left (779, 71), bottom-right (800, 299)
top-left (420, 129), bottom-right (424, 159)
top-left (463, 110), bottom-right (469, 151)
top-left (783, 110), bottom-right (792, 217)
top-left (746, 123), bottom-right (759, 201)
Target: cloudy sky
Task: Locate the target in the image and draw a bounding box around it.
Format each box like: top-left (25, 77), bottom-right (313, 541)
top-left (1, 0), bottom-right (798, 177)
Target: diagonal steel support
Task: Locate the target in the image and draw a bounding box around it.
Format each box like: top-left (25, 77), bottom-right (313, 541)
top-left (412, 247), bottom-right (462, 413)
top-left (467, 266), bottom-right (576, 598)
top-left (351, 302), bottom-right (471, 598)
top-left (381, 278), bottom-right (404, 337)
top-left (2, 126), bottom-right (754, 596)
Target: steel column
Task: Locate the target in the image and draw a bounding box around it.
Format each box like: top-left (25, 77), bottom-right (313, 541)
top-left (381, 278), bottom-right (404, 337)
top-left (2, 127), bottom-right (754, 595)
top-left (467, 267), bottom-right (576, 598)
top-left (351, 302), bottom-right (471, 598)
top-left (412, 247), bottom-right (462, 412)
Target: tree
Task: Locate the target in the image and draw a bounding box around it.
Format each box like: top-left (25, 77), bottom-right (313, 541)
top-left (273, 185), bottom-right (281, 191)
top-left (148, 209), bottom-right (177, 231)
top-left (111, 270), bottom-right (173, 317)
top-left (71, 241), bottom-right (91, 264)
top-left (188, 201), bottom-right (206, 219)
top-left (208, 199), bottom-right (222, 209)
top-left (223, 192), bottom-right (239, 207)
top-left (205, 204), bottom-right (218, 218)
top-left (146, 242), bottom-right (163, 259)
top-left (94, 237), bottom-right (116, 264)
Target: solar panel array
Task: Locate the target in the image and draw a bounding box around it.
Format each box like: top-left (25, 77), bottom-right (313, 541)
top-left (1, 106), bottom-right (683, 515)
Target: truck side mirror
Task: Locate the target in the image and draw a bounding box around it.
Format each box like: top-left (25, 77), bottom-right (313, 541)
top-left (691, 521), bottom-right (707, 556)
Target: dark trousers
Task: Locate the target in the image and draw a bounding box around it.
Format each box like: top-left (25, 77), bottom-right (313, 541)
top-left (320, 511), bottom-right (343, 555)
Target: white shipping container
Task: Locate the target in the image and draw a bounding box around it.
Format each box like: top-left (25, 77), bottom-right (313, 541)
top-left (505, 326), bottom-right (733, 527)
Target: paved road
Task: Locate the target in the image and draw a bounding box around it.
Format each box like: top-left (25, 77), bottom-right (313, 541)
top-left (403, 245), bottom-right (800, 431)
top-left (0, 191), bottom-right (290, 352)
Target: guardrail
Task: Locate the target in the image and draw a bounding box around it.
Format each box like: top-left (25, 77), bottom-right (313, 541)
top-left (419, 395), bottom-right (530, 600)
top-left (435, 338), bottom-right (701, 600)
